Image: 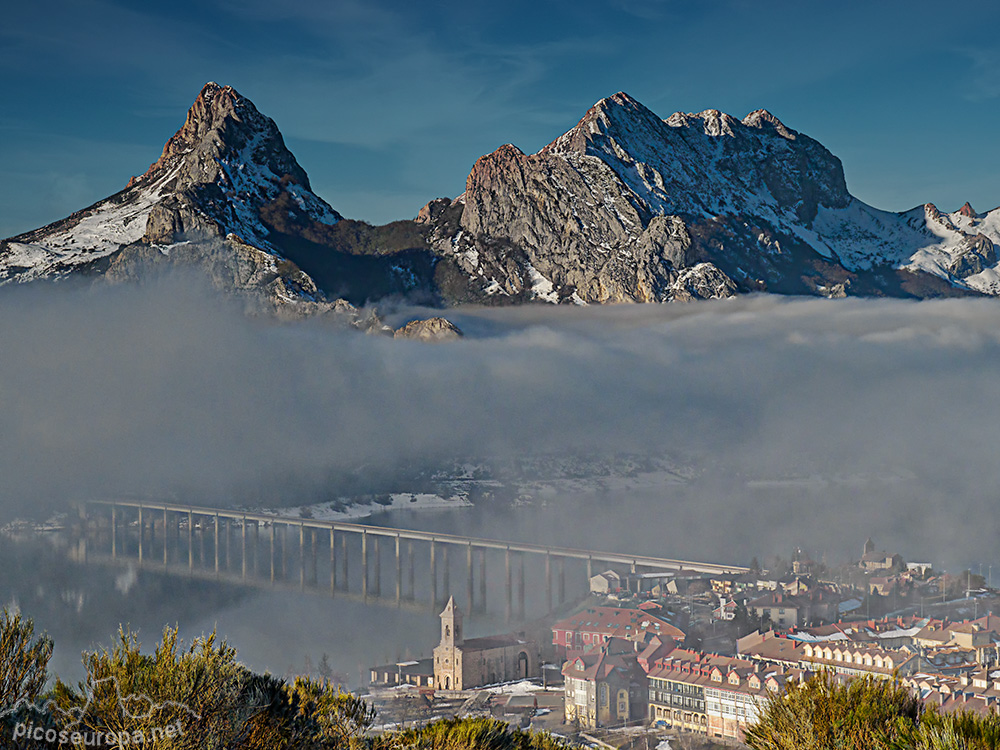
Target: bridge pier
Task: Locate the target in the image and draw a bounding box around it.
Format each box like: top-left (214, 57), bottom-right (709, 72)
top-left (300, 524), bottom-right (306, 590)
top-left (330, 526), bottom-right (337, 596)
top-left (442, 546), bottom-right (449, 603)
top-left (545, 552), bottom-right (552, 612)
top-left (148, 508), bottom-right (155, 557)
top-left (430, 540), bottom-right (437, 606)
top-left (269, 522), bottom-right (276, 582)
top-left (466, 543), bottom-right (474, 610)
top-left (341, 534), bottom-right (348, 592)
top-left (374, 536), bottom-right (381, 597)
top-left (242, 517), bottom-right (247, 579)
top-left (408, 541), bottom-right (415, 599)
top-left (479, 548), bottom-right (486, 612)
top-left (311, 529), bottom-right (317, 585)
top-left (395, 535), bottom-right (401, 605)
top-left (505, 548), bottom-right (512, 622)
top-left (281, 524), bottom-right (288, 579)
top-left (254, 521), bottom-right (260, 577)
top-left (361, 530), bottom-right (369, 599)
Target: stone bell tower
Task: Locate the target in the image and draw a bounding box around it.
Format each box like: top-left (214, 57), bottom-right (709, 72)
top-left (433, 596), bottom-right (463, 690)
top-left (440, 595), bottom-right (463, 646)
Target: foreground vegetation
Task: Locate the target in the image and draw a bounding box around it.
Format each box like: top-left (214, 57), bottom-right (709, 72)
top-left (0, 610), bottom-right (566, 750)
top-left (12, 607), bottom-right (1000, 750)
top-left (746, 671), bottom-right (1000, 750)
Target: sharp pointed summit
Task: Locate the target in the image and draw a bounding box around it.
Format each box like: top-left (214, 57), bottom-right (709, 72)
top-left (0, 83), bottom-right (341, 289)
top-left (126, 81), bottom-right (342, 251)
top-left (741, 109), bottom-right (797, 140)
top-left (128, 82), bottom-right (313, 195)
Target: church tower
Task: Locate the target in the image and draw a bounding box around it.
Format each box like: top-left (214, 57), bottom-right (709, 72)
top-left (434, 596), bottom-right (463, 690)
top-left (440, 596), bottom-right (463, 646)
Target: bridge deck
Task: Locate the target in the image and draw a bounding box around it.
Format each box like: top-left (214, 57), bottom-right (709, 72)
top-left (86, 499), bottom-right (748, 575)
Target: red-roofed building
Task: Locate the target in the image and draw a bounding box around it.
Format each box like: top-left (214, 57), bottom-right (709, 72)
top-left (562, 637), bottom-right (648, 728)
top-left (552, 605), bottom-right (685, 658)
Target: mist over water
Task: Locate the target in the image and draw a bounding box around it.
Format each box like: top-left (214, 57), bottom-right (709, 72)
top-left (2, 278), bottom-right (1000, 578)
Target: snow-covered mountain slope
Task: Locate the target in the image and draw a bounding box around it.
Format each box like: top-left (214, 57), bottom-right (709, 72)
top-left (1, 162), bottom-right (185, 281)
top-left (809, 200), bottom-right (1000, 294)
top-left (424, 92), bottom-right (997, 303)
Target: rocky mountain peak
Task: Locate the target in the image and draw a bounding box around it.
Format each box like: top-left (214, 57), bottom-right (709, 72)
top-left (695, 109), bottom-right (740, 137)
top-left (540, 90), bottom-right (669, 158)
top-left (394, 317), bottom-right (464, 341)
top-left (959, 201), bottom-right (977, 218)
top-left (430, 91), bottom-right (864, 305)
top-left (128, 82), bottom-right (310, 193)
top-left (2, 82), bottom-right (345, 301)
top-left (742, 109), bottom-right (797, 140)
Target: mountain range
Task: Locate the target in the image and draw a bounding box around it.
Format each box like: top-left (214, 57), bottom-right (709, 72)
top-left (3, 82), bottom-right (998, 310)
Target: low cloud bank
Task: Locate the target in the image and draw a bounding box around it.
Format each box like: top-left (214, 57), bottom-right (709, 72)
top-left (2, 280), bottom-right (999, 571)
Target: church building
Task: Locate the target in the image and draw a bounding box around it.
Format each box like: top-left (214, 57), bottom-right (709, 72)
top-left (432, 597), bottom-right (540, 691)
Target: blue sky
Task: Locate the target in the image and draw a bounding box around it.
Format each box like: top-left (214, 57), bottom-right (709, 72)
top-left (3, 0), bottom-right (1000, 238)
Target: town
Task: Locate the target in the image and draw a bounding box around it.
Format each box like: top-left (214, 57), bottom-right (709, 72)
top-left (366, 539), bottom-right (1000, 748)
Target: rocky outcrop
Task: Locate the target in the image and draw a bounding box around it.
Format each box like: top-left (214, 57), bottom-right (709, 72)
top-left (668, 263), bottom-right (738, 302)
top-left (394, 317), bottom-right (463, 341)
top-left (947, 234), bottom-right (997, 278)
top-left (103, 234), bottom-right (369, 326)
top-left (959, 202), bottom-right (977, 218)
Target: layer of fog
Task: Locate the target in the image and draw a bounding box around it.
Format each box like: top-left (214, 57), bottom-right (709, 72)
top-left (3, 278), bottom-right (1000, 573)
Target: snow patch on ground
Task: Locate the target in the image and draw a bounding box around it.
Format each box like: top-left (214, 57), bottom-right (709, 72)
top-left (253, 492), bottom-right (472, 522)
top-left (487, 680), bottom-right (563, 695)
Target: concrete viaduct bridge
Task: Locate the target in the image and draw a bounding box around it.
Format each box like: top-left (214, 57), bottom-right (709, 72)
top-left (81, 499), bottom-right (749, 618)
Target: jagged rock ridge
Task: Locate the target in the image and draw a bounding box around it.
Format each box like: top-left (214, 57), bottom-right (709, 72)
top-left (6, 85), bottom-right (1000, 310)
top-left (423, 92), bottom-right (1000, 303)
